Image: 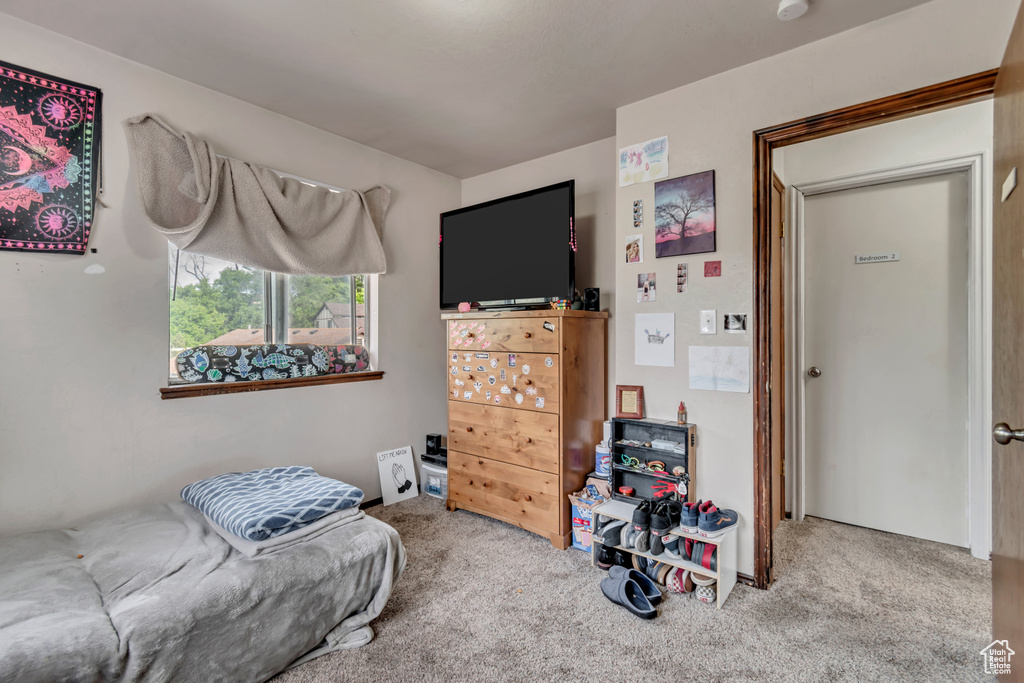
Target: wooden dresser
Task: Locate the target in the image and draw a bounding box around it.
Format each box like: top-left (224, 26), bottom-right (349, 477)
top-left (443, 310), bottom-right (607, 549)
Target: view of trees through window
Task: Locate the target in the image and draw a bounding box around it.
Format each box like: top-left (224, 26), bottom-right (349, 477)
top-left (169, 249), bottom-right (365, 360)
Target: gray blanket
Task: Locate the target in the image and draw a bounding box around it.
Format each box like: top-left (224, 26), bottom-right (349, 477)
top-left (123, 113), bottom-right (389, 276)
top-left (0, 502), bottom-right (405, 682)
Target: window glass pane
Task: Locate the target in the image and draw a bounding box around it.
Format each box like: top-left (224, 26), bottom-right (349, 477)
top-left (168, 247), bottom-right (266, 378)
top-left (286, 274), bottom-right (366, 348)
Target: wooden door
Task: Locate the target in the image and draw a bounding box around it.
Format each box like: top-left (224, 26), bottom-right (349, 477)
top-left (992, 4), bottom-right (1024, 674)
top-left (770, 173), bottom-right (786, 533)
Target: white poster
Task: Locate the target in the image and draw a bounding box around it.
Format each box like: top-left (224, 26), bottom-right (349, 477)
top-left (635, 313), bottom-right (674, 367)
top-left (689, 346), bottom-right (750, 393)
top-left (377, 446), bottom-right (419, 505)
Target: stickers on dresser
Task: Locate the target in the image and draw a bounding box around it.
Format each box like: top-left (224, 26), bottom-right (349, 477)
top-left (447, 345), bottom-right (557, 411)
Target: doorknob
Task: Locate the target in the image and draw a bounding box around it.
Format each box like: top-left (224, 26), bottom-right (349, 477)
top-left (807, 366), bottom-right (822, 378)
top-left (993, 422), bottom-right (1024, 445)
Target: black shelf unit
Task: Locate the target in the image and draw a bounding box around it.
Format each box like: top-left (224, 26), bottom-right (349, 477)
top-left (609, 418), bottom-right (696, 504)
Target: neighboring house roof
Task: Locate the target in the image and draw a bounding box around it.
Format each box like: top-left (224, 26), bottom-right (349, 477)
top-left (321, 302), bottom-right (365, 318)
top-left (203, 328), bottom-right (360, 346)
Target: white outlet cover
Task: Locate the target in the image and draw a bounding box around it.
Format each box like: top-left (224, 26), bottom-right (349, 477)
top-left (700, 310), bottom-right (717, 335)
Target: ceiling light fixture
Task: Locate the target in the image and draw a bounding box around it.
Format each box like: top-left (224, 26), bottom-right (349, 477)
top-left (777, 0), bottom-right (809, 21)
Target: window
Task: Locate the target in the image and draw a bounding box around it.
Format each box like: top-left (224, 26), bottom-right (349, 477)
top-left (168, 248), bottom-right (372, 384)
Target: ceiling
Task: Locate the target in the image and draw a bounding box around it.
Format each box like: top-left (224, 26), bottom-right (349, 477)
top-left (0, 0), bottom-right (934, 178)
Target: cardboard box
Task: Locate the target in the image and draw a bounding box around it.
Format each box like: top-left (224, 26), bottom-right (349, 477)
top-left (568, 490), bottom-right (602, 552)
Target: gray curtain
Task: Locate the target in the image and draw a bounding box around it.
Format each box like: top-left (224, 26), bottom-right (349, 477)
top-left (123, 113), bottom-right (388, 276)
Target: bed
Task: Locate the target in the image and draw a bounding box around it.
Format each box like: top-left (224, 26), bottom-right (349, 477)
top-left (0, 501), bottom-right (405, 682)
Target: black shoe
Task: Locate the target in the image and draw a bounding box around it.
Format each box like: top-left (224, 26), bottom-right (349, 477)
top-left (613, 549), bottom-right (632, 568)
top-left (650, 501), bottom-right (672, 536)
top-left (632, 500), bottom-right (652, 530)
top-left (596, 544), bottom-right (613, 570)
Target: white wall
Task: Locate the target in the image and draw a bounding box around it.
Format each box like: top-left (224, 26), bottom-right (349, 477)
top-left (461, 138), bottom-right (618, 417)
top-left (614, 0), bottom-right (1016, 576)
top-left (0, 14), bottom-right (460, 535)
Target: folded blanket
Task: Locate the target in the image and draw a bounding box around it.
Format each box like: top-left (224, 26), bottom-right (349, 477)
top-left (204, 506), bottom-right (364, 557)
top-left (181, 466), bottom-right (363, 541)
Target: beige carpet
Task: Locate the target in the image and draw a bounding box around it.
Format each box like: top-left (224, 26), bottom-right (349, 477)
top-left (274, 495), bottom-right (991, 683)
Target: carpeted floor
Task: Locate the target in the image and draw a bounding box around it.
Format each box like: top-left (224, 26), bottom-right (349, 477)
top-left (273, 495), bottom-right (991, 683)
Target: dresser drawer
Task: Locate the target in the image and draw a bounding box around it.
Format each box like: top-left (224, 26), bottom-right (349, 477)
top-left (448, 317), bottom-right (559, 353)
top-left (448, 450), bottom-right (560, 533)
top-left (448, 350), bottom-right (559, 413)
top-left (448, 402), bottom-right (559, 473)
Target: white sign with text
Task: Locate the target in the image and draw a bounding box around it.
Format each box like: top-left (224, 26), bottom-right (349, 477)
top-left (855, 251), bottom-right (901, 264)
top-left (377, 446), bottom-right (419, 506)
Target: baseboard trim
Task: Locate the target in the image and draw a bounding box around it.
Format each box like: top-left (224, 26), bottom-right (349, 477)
top-left (360, 497), bottom-right (383, 510)
top-left (737, 572), bottom-right (757, 587)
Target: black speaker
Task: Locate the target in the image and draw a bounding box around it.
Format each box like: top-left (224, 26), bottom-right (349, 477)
top-left (426, 433), bottom-right (442, 455)
top-left (584, 288), bottom-right (600, 311)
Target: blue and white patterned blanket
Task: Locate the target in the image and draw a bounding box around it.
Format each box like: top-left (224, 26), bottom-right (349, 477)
top-left (181, 466), bottom-right (364, 541)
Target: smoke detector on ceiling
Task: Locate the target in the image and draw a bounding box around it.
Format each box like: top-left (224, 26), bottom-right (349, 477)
top-left (778, 0), bottom-right (809, 21)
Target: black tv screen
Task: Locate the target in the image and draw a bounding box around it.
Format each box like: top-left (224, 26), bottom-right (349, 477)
top-left (439, 180), bottom-right (575, 309)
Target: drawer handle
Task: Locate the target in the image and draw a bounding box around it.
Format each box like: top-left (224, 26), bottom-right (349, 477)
top-left (524, 379), bottom-right (532, 386)
top-left (524, 437), bottom-right (532, 444)
top-left (523, 332), bottom-right (532, 339)
top-left (524, 495), bottom-right (532, 502)
top-left (466, 427), bottom-right (473, 433)
top-left (478, 460), bottom-right (484, 465)
top-left (466, 332), bottom-right (475, 338)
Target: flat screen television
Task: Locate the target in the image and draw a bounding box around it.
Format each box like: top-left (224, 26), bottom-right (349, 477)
top-left (439, 180), bottom-right (575, 309)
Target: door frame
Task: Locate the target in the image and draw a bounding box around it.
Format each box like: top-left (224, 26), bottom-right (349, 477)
top-left (789, 154), bottom-right (991, 560)
top-left (751, 69), bottom-right (998, 589)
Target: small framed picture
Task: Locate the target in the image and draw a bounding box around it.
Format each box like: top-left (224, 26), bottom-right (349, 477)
top-left (615, 385), bottom-right (645, 419)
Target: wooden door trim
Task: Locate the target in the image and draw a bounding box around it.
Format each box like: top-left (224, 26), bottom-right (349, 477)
top-left (751, 69), bottom-right (997, 590)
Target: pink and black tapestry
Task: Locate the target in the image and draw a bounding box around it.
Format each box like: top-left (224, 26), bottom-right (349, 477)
top-left (0, 60), bottom-right (101, 254)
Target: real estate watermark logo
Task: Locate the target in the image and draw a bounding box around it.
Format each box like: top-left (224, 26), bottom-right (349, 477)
top-left (980, 640), bottom-right (1014, 676)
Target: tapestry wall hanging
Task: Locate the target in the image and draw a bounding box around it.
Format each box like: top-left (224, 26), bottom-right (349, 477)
top-left (0, 60), bottom-right (101, 254)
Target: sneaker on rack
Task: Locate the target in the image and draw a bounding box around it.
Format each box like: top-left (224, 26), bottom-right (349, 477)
top-left (680, 499), bottom-right (703, 533)
top-left (632, 500), bottom-right (652, 552)
top-left (698, 503), bottom-right (739, 538)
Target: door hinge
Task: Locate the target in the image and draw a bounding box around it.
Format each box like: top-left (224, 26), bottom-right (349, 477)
top-left (780, 220), bottom-right (785, 240)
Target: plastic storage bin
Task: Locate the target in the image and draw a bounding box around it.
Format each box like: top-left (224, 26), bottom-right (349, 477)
top-left (420, 462), bottom-right (448, 499)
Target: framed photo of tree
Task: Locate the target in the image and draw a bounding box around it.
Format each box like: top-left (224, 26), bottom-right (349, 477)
top-left (654, 170), bottom-right (716, 258)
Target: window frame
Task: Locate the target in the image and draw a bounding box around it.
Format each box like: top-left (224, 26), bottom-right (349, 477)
top-left (164, 170), bottom-right (381, 398)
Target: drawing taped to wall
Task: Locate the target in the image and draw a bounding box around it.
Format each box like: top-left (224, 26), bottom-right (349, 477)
top-left (704, 260), bottom-right (722, 277)
top-left (619, 136), bottom-right (669, 187)
top-left (635, 312), bottom-right (674, 367)
top-left (654, 170), bottom-right (715, 258)
top-left (689, 346), bottom-right (749, 393)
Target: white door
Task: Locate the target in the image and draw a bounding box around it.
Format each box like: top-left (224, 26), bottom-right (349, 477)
top-left (802, 172), bottom-right (969, 546)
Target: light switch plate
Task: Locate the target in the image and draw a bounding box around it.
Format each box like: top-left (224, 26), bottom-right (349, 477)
top-left (700, 309), bottom-right (717, 335)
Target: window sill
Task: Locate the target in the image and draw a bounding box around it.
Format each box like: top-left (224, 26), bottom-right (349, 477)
top-left (160, 371), bottom-right (384, 400)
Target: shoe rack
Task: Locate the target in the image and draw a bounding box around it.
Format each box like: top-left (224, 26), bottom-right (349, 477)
top-left (590, 498), bottom-right (738, 609)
